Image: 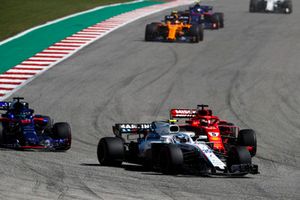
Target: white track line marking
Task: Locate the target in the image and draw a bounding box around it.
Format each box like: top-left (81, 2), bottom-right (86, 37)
top-left (0, 0), bottom-right (191, 99)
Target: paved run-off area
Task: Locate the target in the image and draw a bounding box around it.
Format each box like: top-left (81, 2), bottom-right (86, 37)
top-left (0, 0), bottom-right (299, 199)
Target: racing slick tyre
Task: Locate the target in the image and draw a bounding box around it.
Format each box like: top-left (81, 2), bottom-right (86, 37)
top-left (97, 137), bottom-right (124, 166)
top-left (211, 14), bottom-right (220, 29)
top-left (249, 0), bottom-right (259, 12)
top-left (145, 23), bottom-right (159, 41)
top-left (0, 122), bottom-right (3, 144)
top-left (190, 24), bottom-right (203, 43)
top-left (249, 0), bottom-right (265, 12)
top-left (238, 129), bottom-right (257, 157)
top-left (283, 0), bottom-right (293, 14)
top-left (159, 144), bottom-right (183, 175)
top-left (227, 146), bottom-right (252, 173)
top-left (52, 122), bottom-right (72, 150)
top-left (214, 12), bottom-right (224, 28)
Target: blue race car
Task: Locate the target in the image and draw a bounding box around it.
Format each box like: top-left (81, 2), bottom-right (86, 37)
top-left (179, 3), bottom-right (224, 29)
top-left (0, 97), bottom-right (71, 151)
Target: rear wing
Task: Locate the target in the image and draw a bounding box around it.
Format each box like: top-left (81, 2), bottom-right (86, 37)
top-left (200, 5), bottom-right (213, 12)
top-left (178, 15), bottom-right (190, 23)
top-left (165, 15), bottom-right (175, 22)
top-left (113, 123), bottom-right (152, 137)
top-left (0, 101), bottom-right (29, 111)
top-left (0, 102), bottom-right (10, 111)
top-left (170, 109), bottom-right (197, 119)
top-left (189, 5), bottom-right (213, 12)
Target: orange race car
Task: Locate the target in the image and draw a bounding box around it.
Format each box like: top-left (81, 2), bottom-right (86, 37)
top-left (145, 12), bottom-right (204, 43)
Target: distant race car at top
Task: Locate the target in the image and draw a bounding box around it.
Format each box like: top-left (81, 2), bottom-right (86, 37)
top-left (97, 120), bottom-right (258, 176)
top-left (145, 11), bottom-right (204, 43)
top-left (0, 97), bottom-right (71, 151)
top-left (170, 105), bottom-right (257, 158)
top-left (178, 2), bottom-right (224, 29)
top-left (249, 0), bottom-right (292, 14)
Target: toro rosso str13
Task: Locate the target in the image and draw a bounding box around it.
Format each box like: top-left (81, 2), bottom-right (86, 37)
top-left (0, 97), bottom-right (71, 151)
top-left (97, 121), bottom-right (258, 176)
top-left (178, 3), bottom-right (224, 29)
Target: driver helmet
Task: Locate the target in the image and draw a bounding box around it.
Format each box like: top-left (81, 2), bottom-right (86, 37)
top-left (193, 0), bottom-right (202, 12)
top-left (12, 102), bottom-right (24, 114)
top-left (200, 118), bottom-right (209, 126)
top-left (174, 134), bottom-right (188, 143)
top-left (171, 10), bottom-right (179, 19)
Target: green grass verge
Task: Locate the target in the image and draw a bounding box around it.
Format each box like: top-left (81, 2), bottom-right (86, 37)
top-left (0, 0), bottom-right (134, 41)
top-left (0, 0), bottom-right (163, 72)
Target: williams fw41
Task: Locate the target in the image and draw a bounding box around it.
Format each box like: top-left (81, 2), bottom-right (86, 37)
top-left (250, 0), bottom-right (292, 14)
top-left (0, 97), bottom-right (71, 151)
top-left (145, 13), bottom-right (204, 43)
top-left (97, 121), bottom-right (258, 176)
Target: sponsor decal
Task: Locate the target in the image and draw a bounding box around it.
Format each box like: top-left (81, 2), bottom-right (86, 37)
top-left (171, 109), bottom-right (197, 117)
top-left (208, 132), bottom-right (219, 137)
top-left (118, 123), bottom-right (151, 133)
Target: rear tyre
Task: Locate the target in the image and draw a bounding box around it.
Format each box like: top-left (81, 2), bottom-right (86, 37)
top-left (52, 122), bottom-right (72, 150)
top-left (249, 0), bottom-right (260, 12)
top-left (0, 122), bottom-right (3, 144)
top-left (238, 129), bottom-right (257, 156)
top-left (250, 0), bottom-right (266, 12)
top-left (145, 23), bottom-right (160, 41)
top-left (190, 24), bottom-right (203, 43)
top-left (284, 0), bottom-right (293, 14)
top-left (227, 146), bottom-right (251, 172)
top-left (214, 13), bottom-right (224, 28)
top-left (97, 137), bottom-right (124, 166)
top-left (159, 144), bottom-right (183, 175)
top-left (211, 14), bottom-right (220, 29)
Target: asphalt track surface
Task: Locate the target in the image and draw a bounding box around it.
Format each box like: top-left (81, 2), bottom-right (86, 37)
top-left (0, 0), bottom-right (299, 199)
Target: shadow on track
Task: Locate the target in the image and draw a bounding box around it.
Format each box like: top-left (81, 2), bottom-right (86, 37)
top-left (80, 163), bottom-right (253, 179)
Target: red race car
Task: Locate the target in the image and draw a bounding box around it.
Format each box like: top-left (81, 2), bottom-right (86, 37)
top-left (170, 105), bottom-right (257, 158)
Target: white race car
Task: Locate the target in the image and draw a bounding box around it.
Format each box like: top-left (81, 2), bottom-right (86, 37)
top-left (97, 121), bottom-right (259, 176)
top-left (250, 0), bottom-right (292, 14)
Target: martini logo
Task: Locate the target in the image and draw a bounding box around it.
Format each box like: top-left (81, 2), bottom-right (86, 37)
top-left (119, 124), bottom-right (137, 129)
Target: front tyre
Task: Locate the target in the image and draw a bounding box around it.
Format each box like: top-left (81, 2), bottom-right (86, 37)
top-left (284, 0), bottom-right (293, 14)
top-left (145, 23), bottom-right (160, 41)
top-left (214, 13), bottom-right (224, 28)
top-left (238, 129), bottom-right (257, 157)
top-left (159, 144), bottom-right (183, 175)
top-left (227, 146), bottom-right (252, 173)
top-left (52, 122), bottom-right (72, 151)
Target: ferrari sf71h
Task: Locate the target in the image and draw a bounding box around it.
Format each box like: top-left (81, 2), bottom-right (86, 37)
top-left (170, 104), bottom-right (257, 159)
